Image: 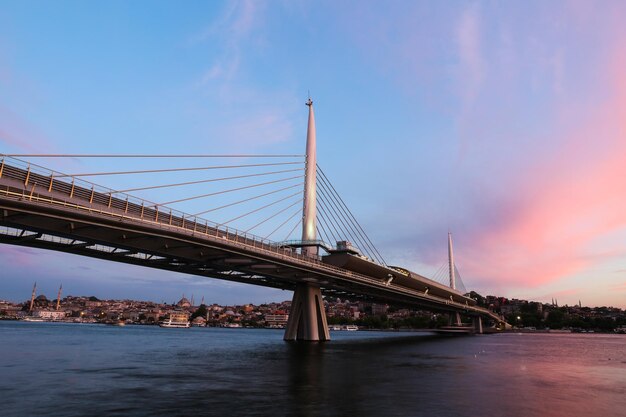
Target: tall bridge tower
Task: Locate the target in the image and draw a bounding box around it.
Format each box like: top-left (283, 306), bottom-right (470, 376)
top-left (448, 232), bottom-right (462, 326)
top-left (284, 98), bottom-right (330, 342)
top-left (448, 232), bottom-right (456, 290)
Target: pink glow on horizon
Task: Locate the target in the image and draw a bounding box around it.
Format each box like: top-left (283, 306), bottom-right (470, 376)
top-left (463, 47), bottom-right (626, 292)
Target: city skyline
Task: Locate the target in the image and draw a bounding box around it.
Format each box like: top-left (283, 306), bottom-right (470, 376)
top-left (1, 1), bottom-right (626, 308)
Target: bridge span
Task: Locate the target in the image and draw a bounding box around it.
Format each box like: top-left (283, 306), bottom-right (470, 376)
top-left (0, 103), bottom-right (505, 340)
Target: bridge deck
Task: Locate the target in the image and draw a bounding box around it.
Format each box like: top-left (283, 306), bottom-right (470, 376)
top-left (0, 157), bottom-right (503, 323)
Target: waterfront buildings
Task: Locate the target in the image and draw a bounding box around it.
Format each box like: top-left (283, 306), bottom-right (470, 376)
top-left (0, 291), bottom-right (624, 331)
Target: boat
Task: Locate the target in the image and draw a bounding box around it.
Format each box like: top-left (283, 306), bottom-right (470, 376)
top-left (22, 316), bottom-right (45, 322)
top-left (344, 325), bottom-right (358, 331)
top-left (159, 312), bottom-right (190, 328)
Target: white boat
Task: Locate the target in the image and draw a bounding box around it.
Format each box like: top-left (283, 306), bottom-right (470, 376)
top-left (22, 316), bottom-right (45, 322)
top-left (159, 318), bottom-right (190, 328)
top-left (344, 325), bottom-right (358, 331)
top-left (159, 312), bottom-right (190, 328)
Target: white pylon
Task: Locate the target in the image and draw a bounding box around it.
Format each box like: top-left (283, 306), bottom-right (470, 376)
top-left (448, 232), bottom-right (456, 290)
top-left (301, 98), bottom-right (317, 256)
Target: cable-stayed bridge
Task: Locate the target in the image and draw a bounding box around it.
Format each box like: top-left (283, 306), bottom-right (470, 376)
top-left (0, 101), bottom-right (505, 340)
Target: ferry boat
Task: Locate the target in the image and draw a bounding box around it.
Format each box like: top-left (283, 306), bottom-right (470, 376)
top-left (159, 312), bottom-right (190, 328)
top-left (329, 324), bottom-right (359, 331)
top-left (22, 316), bottom-right (45, 322)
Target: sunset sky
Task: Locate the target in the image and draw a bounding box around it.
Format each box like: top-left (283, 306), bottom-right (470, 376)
top-left (1, 1), bottom-right (625, 308)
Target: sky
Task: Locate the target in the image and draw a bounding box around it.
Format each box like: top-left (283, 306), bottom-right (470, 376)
top-left (1, 1), bottom-right (625, 308)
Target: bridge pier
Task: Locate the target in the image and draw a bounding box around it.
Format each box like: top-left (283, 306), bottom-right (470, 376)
top-left (284, 282), bottom-right (330, 341)
top-left (472, 316), bottom-right (483, 334)
top-left (449, 311), bottom-right (462, 326)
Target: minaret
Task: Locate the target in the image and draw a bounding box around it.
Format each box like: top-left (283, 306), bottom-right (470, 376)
top-left (56, 284), bottom-right (63, 311)
top-left (448, 232), bottom-right (456, 290)
top-left (191, 294), bottom-right (195, 307)
top-left (29, 282), bottom-right (37, 313)
top-left (301, 98), bottom-right (317, 256)
top-left (201, 296), bottom-right (205, 306)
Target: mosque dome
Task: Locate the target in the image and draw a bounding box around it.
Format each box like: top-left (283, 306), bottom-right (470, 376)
top-left (177, 297), bottom-right (191, 308)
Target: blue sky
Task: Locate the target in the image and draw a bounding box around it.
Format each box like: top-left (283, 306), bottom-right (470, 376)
top-left (1, 1), bottom-right (625, 308)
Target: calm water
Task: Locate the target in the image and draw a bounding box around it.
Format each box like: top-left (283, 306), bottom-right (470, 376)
top-left (1, 322), bottom-right (624, 417)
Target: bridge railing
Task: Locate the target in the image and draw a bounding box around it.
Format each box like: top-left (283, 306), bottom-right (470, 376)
top-left (0, 155), bottom-right (319, 262)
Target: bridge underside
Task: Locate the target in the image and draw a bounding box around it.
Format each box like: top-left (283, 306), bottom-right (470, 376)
top-left (0, 200), bottom-right (490, 316)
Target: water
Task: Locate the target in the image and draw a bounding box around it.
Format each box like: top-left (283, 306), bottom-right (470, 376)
top-left (1, 322), bottom-right (624, 417)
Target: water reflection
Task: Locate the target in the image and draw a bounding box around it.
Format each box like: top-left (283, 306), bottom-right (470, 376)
top-left (0, 323), bottom-right (624, 417)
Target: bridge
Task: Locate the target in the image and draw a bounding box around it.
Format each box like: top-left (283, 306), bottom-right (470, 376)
top-left (0, 99), bottom-right (505, 341)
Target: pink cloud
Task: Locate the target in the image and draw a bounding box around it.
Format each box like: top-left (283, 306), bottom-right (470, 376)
top-left (0, 104), bottom-right (56, 153)
top-left (0, 244), bottom-right (38, 268)
top-left (463, 45), bottom-right (626, 289)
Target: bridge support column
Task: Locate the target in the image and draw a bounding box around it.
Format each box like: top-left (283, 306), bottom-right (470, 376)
top-left (449, 312), bottom-right (462, 327)
top-left (284, 283), bottom-right (330, 342)
top-left (473, 316), bottom-right (483, 334)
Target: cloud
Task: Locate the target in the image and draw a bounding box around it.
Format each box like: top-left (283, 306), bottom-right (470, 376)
top-left (194, 0), bottom-right (263, 87)
top-left (189, 2), bottom-right (299, 151)
top-left (0, 105), bottom-right (56, 153)
top-left (460, 42), bottom-right (626, 290)
top-left (0, 244), bottom-right (38, 267)
top-left (456, 4), bottom-right (484, 104)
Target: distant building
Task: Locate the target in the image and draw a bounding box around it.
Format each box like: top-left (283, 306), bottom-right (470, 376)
top-left (167, 311), bottom-right (190, 322)
top-left (33, 309), bottom-right (66, 320)
top-left (177, 296), bottom-right (191, 308)
top-left (372, 303), bottom-right (389, 315)
top-left (265, 313), bottom-right (289, 328)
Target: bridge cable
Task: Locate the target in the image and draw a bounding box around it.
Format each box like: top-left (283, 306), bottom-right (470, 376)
top-left (317, 179), bottom-right (383, 264)
top-left (265, 208), bottom-right (303, 240)
top-left (54, 161), bottom-right (304, 178)
top-left (315, 216), bottom-right (333, 247)
top-left (317, 180), bottom-right (381, 263)
top-left (245, 198), bottom-right (304, 234)
top-left (114, 168), bottom-right (304, 193)
top-left (316, 172), bottom-right (381, 263)
top-left (193, 182), bottom-right (303, 217)
top-left (317, 166), bottom-right (386, 264)
top-left (316, 184), bottom-right (358, 246)
top-left (219, 192), bottom-right (302, 227)
top-left (431, 263), bottom-right (449, 285)
top-left (315, 203), bottom-right (340, 244)
top-left (284, 219), bottom-right (302, 241)
top-left (316, 191), bottom-right (352, 247)
top-left (156, 175), bottom-right (303, 206)
top-left (3, 154), bottom-right (304, 158)
top-left (316, 219), bottom-right (333, 248)
top-left (317, 166), bottom-right (386, 265)
top-left (317, 189), bottom-right (375, 261)
top-left (454, 265), bottom-right (467, 294)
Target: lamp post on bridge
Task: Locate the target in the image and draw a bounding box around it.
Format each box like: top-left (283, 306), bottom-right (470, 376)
top-left (283, 98), bottom-right (330, 342)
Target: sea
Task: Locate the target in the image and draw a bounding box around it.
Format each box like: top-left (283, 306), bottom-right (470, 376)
top-left (1, 321), bottom-right (624, 417)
